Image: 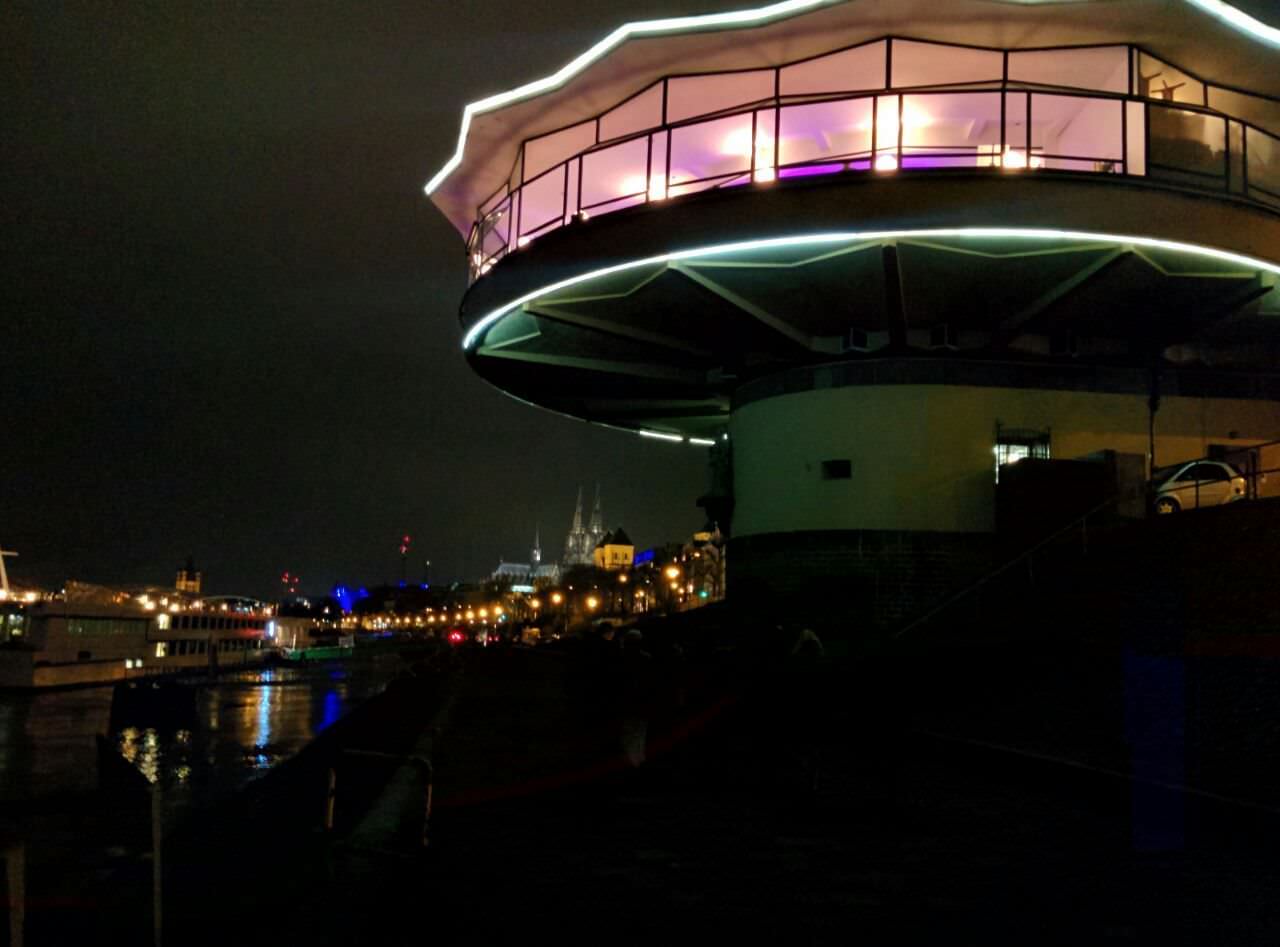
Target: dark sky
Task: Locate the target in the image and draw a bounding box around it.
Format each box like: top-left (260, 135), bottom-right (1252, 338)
top-left (3, 1), bottom-right (1277, 598)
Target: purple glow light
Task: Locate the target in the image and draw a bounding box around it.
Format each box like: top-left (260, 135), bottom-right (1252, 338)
top-left (901, 155), bottom-right (982, 170)
top-left (779, 163), bottom-right (847, 179)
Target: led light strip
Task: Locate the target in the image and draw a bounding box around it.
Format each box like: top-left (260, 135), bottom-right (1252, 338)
top-left (462, 227), bottom-right (1280, 350)
top-left (639, 429), bottom-right (686, 442)
top-left (1185, 0), bottom-right (1280, 47)
top-left (424, 0), bottom-right (1278, 197)
top-left (424, 0), bottom-right (839, 196)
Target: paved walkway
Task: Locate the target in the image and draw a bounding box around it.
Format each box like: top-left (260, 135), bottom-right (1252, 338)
top-left (29, 641), bottom-right (1280, 945)
top-left (320, 646), bottom-right (1280, 946)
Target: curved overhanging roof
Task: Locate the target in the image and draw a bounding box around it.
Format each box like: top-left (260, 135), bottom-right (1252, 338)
top-left (424, 0), bottom-right (1280, 235)
top-left (461, 225), bottom-right (1280, 439)
top-left (464, 228), bottom-right (1280, 352)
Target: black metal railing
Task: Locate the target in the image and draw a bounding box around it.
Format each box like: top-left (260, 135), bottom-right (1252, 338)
top-left (464, 42), bottom-right (1280, 281)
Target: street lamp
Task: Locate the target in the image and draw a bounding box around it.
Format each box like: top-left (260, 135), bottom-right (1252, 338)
top-left (586, 595), bottom-right (599, 611)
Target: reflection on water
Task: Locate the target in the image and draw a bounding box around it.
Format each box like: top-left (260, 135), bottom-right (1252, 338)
top-left (0, 658), bottom-right (403, 803)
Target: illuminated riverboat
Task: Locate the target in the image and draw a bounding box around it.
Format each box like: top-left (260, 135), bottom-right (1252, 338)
top-left (0, 582), bottom-right (277, 688)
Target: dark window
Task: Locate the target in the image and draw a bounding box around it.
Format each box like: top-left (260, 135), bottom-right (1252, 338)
top-left (821, 459), bottom-right (852, 480)
top-left (1195, 463), bottom-right (1230, 482)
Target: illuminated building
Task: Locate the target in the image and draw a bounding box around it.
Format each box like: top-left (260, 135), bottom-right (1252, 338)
top-left (493, 525), bottom-right (561, 585)
top-left (427, 0), bottom-right (1280, 631)
top-left (175, 556), bottom-right (203, 594)
top-left (563, 484), bottom-right (606, 566)
top-left (592, 528), bottom-right (635, 571)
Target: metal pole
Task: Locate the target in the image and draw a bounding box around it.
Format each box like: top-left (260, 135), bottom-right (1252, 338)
top-left (422, 764), bottom-right (434, 848)
top-left (152, 787), bottom-right (162, 947)
top-left (6, 843), bottom-right (23, 947)
top-left (325, 768), bottom-right (337, 832)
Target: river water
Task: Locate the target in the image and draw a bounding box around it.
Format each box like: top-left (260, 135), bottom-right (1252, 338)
top-left (0, 655), bottom-right (408, 807)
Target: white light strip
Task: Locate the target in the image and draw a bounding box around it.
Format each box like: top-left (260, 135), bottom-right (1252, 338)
top-left (1185, 0), bottom-right (1280, 47)
top-left (424, 0), bottom-right (1277, 197)
top-left (463, 227), bottom-right (1280, 350)
top-left (688, 437), bottom-right (718, 446)
top-left (424, 0), bottom-right (838, 196)
top-left (639, 429), bottom-right (686, 442)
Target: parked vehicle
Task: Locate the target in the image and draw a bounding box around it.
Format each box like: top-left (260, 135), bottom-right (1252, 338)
top-left (1151, 460), bottom-right (1247, 514)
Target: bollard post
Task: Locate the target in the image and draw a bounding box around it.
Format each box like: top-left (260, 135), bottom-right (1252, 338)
top-left (152, 786), bottom-right (162, 947)
top-left (325, 768), bottom-right (337, 832)
top-left (421, 764), bottom-right (434, 849)
top-left (6, 843), bottom-right (23, 947)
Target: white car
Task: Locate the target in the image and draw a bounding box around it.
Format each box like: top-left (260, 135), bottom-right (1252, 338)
top-left (1152, 460), bottom-right (1247, 514)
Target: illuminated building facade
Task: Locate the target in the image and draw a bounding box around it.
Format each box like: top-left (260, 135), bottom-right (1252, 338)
top-left (593, 528), bottom-right (635, 571)
top-left (427, 0), bottom-right (1280, 630)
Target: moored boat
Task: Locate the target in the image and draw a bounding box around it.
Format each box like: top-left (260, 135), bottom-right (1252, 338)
top-left (0, 581), bottom-right (278, 688)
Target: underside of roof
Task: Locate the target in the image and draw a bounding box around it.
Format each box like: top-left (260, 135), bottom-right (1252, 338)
top-left (465, 227), bottom-right (1280, 438)
top-left (426, 0), bottom-right (1280, 235)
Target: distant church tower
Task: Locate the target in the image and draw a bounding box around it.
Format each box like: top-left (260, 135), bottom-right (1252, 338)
top-left (587, 483), bottom-right (605, 551)
top-left (532, 525), bottom-right (542, 565)
top-left (563, 486), bottom-right (604, 567)
top-left (176, 556), bottom-right (202, 594)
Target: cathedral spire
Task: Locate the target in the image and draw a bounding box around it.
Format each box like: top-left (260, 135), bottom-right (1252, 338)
top-left (587, 482), bottom-right (606, 551)
top-left (589, 482), bottom-right (603, 533)
top-left (532, 524), bottom-right (542, 565)
top-left (564, 486), bottom-right (590, 565)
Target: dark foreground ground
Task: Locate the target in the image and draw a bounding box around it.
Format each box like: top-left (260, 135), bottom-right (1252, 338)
top-left (19, 617), bottom-right (1280, 947)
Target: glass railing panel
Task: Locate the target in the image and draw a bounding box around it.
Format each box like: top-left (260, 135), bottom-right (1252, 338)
top-left (1228, 121), bottom-right (1245, 196)
top-left (668, 113), bottom-right (754, 195)
top-left (580, 136), bottom-right (651, 218)
top-left (1246, 125), bottom-right (1280, 209)
top-left (649, 132), bottom-right (669, 201)
top-left (778, 97), bottom-right (873, 173)
top-left (900, 92), bottom-right (1002, 169)
top-left (753, 108), bottom-right (777, 182)
top-left (873, 95), bottom-right (900, 170)
top-left (1032, 94), bottom-right (1124, 173)
top-left (1147, 103), bottom-right (1228, 190)
top-left (480, 197), bottom-right (512, 259)
top-left (515, 166), bottom-right (566, 243)
top-left (1125, 101), bottom-right (1146, 175)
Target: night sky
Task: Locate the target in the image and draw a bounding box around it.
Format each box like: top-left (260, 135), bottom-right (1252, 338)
top-left (4, 1), bottom-right (1277, 598)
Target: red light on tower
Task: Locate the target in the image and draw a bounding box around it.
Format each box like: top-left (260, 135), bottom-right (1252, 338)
top-left (398, 534), bottom-right (412, 584)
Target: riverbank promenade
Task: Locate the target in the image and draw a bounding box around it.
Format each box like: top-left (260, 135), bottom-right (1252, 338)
top-left (24, 625), bottom-right (1280, 946)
